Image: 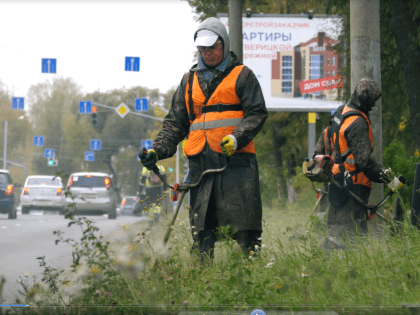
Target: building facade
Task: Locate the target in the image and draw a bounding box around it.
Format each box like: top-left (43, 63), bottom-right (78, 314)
top-left (271, 32), bottom-right (341, 100)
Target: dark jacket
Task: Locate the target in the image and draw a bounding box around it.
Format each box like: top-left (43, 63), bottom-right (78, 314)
top-left (151, 52), bottom-right (267, 234)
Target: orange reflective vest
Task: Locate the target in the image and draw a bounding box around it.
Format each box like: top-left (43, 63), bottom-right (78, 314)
top-left (183, 66), bottom-right (255, 156)
top-left (331, 106), bottom-right (373, 188)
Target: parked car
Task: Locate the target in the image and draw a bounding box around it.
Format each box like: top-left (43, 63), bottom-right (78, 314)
top-left (20, 175), bottom-right (65, 215)
top-left (0, 169), bottom-right (21, 219)
top-left (65, 172), bottom-right (118, 219)
top-left (120, 196), bottom-right (138, 216)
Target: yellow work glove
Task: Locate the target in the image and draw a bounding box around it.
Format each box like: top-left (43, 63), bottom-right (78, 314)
top-left (387, 176), bottom-right (404, 192)
top-left (382, 169), bottom-right (404, 192)
top-left (220, 135), bottom-right (237, 156)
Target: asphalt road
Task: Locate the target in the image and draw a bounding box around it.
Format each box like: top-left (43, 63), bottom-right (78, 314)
top-left (0, 209), bottom-right (146, 307)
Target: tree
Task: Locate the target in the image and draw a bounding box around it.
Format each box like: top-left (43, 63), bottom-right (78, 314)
top-left (0, 83), bottom-right (34, 183)
top-left (27, 77), bottom-right (85, 176)
top-left (385, 0), bottom-right (420, 151)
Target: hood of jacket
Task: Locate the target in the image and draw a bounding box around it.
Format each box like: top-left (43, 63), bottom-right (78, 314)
top-left (194, 17), bottom-right (230, 61)
top-left (349, 78), bottom-right (381, 113)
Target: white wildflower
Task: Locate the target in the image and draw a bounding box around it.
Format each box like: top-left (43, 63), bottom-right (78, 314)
top-left (265, 262), bottom-right (274, 268)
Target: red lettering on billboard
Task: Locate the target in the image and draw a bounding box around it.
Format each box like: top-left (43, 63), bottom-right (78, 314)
top-left (299, 76), bottom-right (344, 94)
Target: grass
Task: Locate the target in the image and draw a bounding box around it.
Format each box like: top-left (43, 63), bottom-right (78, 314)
top-left (1, 185), bottom-right (420, 315)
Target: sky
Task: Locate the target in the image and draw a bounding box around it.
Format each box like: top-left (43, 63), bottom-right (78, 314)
top-left (0, 0), bottom-right (201, 101)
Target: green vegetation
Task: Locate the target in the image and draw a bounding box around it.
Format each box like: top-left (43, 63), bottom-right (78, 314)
top-left (1, 181), bottom-right (419, 315)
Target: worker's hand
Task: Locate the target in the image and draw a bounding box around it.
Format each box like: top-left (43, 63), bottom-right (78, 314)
top-left (387, 176), bottom-right (404, 192)
top-left (139, 149), bottom-right (158, 170)
top-left (220, 135), bottom-right (237, 156)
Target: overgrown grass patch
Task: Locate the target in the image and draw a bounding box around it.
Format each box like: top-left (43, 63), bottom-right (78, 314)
top-left (2, 192), bottom-right (420, 315)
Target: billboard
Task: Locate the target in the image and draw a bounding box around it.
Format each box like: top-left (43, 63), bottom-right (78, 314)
top-left (218, 14), bottom-right (345, 112)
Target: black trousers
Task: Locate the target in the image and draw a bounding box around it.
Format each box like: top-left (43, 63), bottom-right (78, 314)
top-left (192, 185), bottom-right (261, 259)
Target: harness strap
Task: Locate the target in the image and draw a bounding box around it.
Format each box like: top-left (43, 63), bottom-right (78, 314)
top-left (188, 71), bottom-right (195, 121)
top-left (201, 104), bottom-right (242, 113)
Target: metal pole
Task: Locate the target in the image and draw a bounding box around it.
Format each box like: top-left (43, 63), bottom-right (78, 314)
top-left (176, 144), bottom-right (179, 185)
top-left (3, 121), bottom-right (7, 169)
top-left (350, 0), bottom-right (383, 230)
top-left (91, 102), bottom-right (164, 122)
top-left (308, 113), bottom-right (316, 159)
top-left (411, 163), bottom-right (420, 229)
top-left (229, 0), bottom-right (243, 63)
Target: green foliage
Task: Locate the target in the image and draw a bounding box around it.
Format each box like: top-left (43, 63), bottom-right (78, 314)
top-left (383, 140), bottom-right (420, 205)
top-left (6, 188), bottom-right (420, 315)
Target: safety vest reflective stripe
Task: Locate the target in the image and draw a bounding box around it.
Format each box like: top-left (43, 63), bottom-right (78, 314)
top-left (342, 148), bottom-right (351, 158)
top-left (344, 158), bottom-right (356, 165)
top-left (189, 118), bottom-right (243, 132)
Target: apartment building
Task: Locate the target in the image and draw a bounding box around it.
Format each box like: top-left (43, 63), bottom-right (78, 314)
top-left (271, 32), bottom-right (341, 100)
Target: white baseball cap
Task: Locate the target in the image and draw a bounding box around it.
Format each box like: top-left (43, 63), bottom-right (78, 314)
top-left (194, 30), bottom-right (218, 47)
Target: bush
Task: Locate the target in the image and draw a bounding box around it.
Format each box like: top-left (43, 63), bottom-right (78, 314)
top-left (383, 140), bottom-right (420, 206)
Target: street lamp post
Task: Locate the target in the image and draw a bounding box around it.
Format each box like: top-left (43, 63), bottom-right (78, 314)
top-left (3, 121), bottom-right (7, 169)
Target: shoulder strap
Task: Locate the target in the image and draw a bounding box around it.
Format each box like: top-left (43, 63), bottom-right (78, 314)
top-left (188, 71), bottom-right (195, 121)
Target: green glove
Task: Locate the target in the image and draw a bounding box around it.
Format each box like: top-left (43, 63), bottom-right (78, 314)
top-left (220, 135), bottom-right (237, 156)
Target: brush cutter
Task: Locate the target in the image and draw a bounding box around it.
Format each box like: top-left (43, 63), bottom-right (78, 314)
top-left (303, 155), bottom-right (406, 224)
top-left (138, 147), bottom-right (229, 245)
top-left (328, 174), bottom-right (406, 224)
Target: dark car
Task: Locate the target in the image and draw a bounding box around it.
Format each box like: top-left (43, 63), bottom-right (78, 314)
top-left (120, 196), bottom-right (139, 216)
top-left (0, 169), bottom-right (21, 219)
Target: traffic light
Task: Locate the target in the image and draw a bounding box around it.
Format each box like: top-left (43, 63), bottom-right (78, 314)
top-left (91, 106), bottom-right (98, 125)
top-left (48, 159), bottom-right (58, 166)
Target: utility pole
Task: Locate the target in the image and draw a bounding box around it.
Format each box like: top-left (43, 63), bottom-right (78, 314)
top-left (3, 121), bottom-right (7, 169)
top-left (350, 0), bottom-right (383, 230)
top-left (229, 0), bottom-right (243, 63)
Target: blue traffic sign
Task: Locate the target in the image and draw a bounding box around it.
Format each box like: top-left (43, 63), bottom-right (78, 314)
top-left (34, 136), bottom-right (44, 147)
top-left (12, 97), bottom-right (24, 110)
top-left (42, 58), bottom-right (57, 73)
top-left (142, 140), bottom-right (152, 150)
top-left (44, 148), bottom-right (54, 159)
top-left (125, 57), bottom-right (140, 71)
top-left (79, 101), bottom-right (92, 114)
top-left (85, 151), bottom-right (95, 162)
top-left (250, 309), bottom-right (266, 315)
top-left (90, 140), bottom-right (101, 151)
top-left (135, 98), bottom-right (148, 111)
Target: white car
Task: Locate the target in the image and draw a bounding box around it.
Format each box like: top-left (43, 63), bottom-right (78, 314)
top-left (20, 175), bottom-right (65, 214)
top-left (65, 172), bottom-right (118, 219)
